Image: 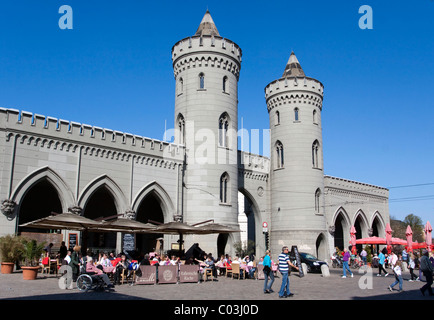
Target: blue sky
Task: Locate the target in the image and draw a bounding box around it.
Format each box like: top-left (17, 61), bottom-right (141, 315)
top-left (1, 0), bottom-right (433, 226)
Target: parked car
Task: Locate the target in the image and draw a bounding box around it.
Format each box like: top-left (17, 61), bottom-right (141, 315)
top-left (290, 252), bottom-right (328, 273)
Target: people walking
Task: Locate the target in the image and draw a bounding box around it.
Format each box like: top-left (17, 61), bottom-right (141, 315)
top-left (360, 248), bottom-right (367, 265)
top-left (278, 246), bottom-right (299, 298)
top-left (341, 248), bottom-right (353, 278)
top-left (263, 250), bottom-right (274, 294)
top-left (377, 248), bottom-right (389, 277)
top-left (419, 250), bottom-right (434, 296)
top-left (388, 260), bottom-right (403, 292)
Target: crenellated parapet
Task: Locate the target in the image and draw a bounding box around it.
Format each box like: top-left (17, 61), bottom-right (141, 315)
top-left (0, 108), bottom-right (184, 167)
top-left (264, 76), bottom-right (324, 112)
top-left (172, 35), bottom-right (242, 79)
top-left (237, 150), bottom-right (270, 181)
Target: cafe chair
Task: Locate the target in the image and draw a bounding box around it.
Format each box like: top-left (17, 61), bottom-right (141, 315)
top-left (121, 268), bottom-right (136, 285)
top-left (204, 268), bottom-right (213, 281)
top-left (230, 263), bottom-right (242, 280)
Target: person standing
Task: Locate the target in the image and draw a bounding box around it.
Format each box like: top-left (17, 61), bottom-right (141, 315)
top-left (69, 245), bottom-right (81, 282)
top-left (263, 250), bottom-right (274, 294)
top-left (341, 248), bottom-right (354, 278)
top-left (360, 248), bottom-right (368, 265)
top-left (419, 250), bottom-right (434, 296)
top-left (408, 253), bottom-right (418, 282)
top-left (278, 246), bottom-right (299, 298)
top-left (377, 249), bottom-right (389, 277)
top-left (388, 260), bottom-right (403, 292)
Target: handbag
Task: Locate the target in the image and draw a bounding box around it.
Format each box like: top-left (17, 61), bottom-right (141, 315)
top-left (263, 265), bottom-right (271, 275)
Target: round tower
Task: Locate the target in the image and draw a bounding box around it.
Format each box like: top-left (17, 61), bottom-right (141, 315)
top-left (171, 11), bottom-right (242, 255)
top-left (265, 52), bottom-right (328, 260)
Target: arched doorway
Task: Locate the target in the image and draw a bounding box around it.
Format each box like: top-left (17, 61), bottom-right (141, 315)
top-left (136, 193), bottom-right (164, 254)
top-left (82, 186), bottom-right (117, 254)
top-left (315, 233), bottom-right (327, 261)
top-left (238, 191), bottom-right (256, 256)
top-left (334, 214), bottom-right (345, 251)
top-left (17, 180), bottom-right (62, 233)
top-left (217, 233), bottom-right (229, 257)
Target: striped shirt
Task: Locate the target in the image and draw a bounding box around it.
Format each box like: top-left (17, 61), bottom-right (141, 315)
top-left (278, 252), bottom-right (289, 272)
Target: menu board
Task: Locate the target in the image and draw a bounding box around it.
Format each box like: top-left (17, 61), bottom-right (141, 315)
top-left (122, 233), bottom-right (135, 254)
top-left (68, 233), bottom-right (78, 250)
top-left (291, 245), bottom-right (304, 278)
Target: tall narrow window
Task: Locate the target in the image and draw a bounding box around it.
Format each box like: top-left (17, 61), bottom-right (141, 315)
top-left (178, 77), bottom-right (183, 95)
top-left (223, 76), bottom-right (228, 93)
top-left (275, 141), bottom-right (284, 169)
top-left (220, 172), bottom-right (229, 203)
top-left (315, 188), bottom-right (321, 213)
top-left (219, 113), bottom-right (230, 148)
top-left (294, 108), bottom-right (299, 121)
top-left (275, 110), bottom-right (280, 125)
top-left (199, 73), bottom-right (205, 89)
top-left (177, 114), bottom-right (185, 145)
top-left (312, 140), bottom-right (320, 168)
top-left (313, 109), bottom-right (318, 124)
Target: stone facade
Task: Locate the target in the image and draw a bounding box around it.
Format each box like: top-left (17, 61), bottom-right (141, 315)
top-left (0, 11), bottom-right (389, 260)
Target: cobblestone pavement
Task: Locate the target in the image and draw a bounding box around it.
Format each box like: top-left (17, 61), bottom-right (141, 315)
top-left (0, 267), bottom-right (432, 301)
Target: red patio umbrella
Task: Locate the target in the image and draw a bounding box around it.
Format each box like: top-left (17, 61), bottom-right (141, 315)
top-left (424, 221), bottom-right (432, 252)
top-left (354, 236), bottom-right (386, 245)
top-left (385, 223), bottom-right (393, 254)
top-left (350, 226), bottom-right (357, 254)
top-left (405, 225), bottom-right (413, 253)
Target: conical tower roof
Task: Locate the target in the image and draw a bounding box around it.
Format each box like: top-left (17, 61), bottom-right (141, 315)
top-left (282, 51), bottom-right (305, 77)
top-left (195, 10), bottom-right (220, 37)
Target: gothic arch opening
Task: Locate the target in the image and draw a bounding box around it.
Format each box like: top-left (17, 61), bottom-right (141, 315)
top-left (136, 192), bottom-right (165, 254)
top-left (82, 186), bottom-right (117, 254)
top-left (238, 190), bottom-right (257, 256)
top-left (17, 180), bottom-right (62, 233)
top-left (315, 233), bottom-right (327, 261)
top-left (334, 212), bottom-right (346, 251)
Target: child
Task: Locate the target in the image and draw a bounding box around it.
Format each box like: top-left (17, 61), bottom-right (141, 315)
top-left (388, 260), bottom-right (403, 292)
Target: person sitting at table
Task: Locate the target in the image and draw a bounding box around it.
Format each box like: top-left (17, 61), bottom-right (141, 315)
top-left (86, 257), bottom-right (114, 288)
top-left (204, 254), bottom-right (218, 280)
top-left (113, 254), bottom-right (130, 285)
top-left (140, 254), bottom-right (151, 266)
top-left (98, 253), bottom-right (112, 268)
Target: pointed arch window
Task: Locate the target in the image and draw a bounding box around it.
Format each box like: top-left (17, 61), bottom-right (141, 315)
top-left (315, 188), bottom-right (321, 213)
top-left (275, 110), bottom-right (280, 125)
top-left (219, 113), bottom-right (230, 148)
top-left (223, 76), bottom-right (228, 93)
top-left (312, 140), bottom-right (320, 168)
top-left (199, 73), bottom-right (205, 89)
top-left (313, 109), bottom-right (318, 124)
top-left (275, 140), bottom-right (284, 169)
top-left (178, 77), bottom-right (184, 95)
top-left (294, 108), bottom-right (300, 121)
top-left (177, 114), bottom-right (185, 145)
top-left (220, 172), bottom-right (229, 203)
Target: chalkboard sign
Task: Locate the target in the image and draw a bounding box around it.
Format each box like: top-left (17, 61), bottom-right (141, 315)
top-left (122, 233), bottom-right (135, 253)
top-left (68, 233), bottom-right (77, 250)
top-left (291, 246), bottom-right (304, 278)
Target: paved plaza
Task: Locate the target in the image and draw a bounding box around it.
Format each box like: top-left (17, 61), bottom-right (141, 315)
top-left (0, 267), bottom-right (432, 301)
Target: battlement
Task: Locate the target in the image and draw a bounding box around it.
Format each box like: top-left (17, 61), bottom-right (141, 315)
top-left (0, 108), bottom-right (184, 162)
top-left (264, 77), bottom-right (324, 112)
top-left (238, 150), bottom-right (270, 175)
top-left (172, 35), bottom-right (242, 79)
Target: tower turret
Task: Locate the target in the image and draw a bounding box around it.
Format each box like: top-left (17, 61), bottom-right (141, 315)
top-left (265, 52), bottom-right (328, 259)
top-left (171, 11), bottom-right (242, 255)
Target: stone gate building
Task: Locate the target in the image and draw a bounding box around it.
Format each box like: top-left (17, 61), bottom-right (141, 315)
top-left (0, 11), bottom-right (389, 261)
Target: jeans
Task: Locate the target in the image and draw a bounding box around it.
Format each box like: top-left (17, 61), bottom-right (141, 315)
top-left (279, 272), bottom-right (290, 297)
top-left (263, 270), bottom-right (274, 292)
top-left (390, 274), bottom-right (403, 291)
top-left (342, 261), bottom-right (353, 277)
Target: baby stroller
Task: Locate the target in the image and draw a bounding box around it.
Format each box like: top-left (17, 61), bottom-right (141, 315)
top-left (76, 264), bottom-right (114, 292)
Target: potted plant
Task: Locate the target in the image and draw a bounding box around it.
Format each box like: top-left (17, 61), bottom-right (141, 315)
top-left (19, 238), bottom-right (45, 280)
top-left (0, 235), bottom-right (24, 274)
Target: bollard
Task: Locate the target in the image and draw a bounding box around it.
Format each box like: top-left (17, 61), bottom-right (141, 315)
top-left (401, 261), bottom-right (408, 272)
top-left (321, 264), bottom-right (330, 277)
top-left (301, 263), bottom-right (308, 275)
